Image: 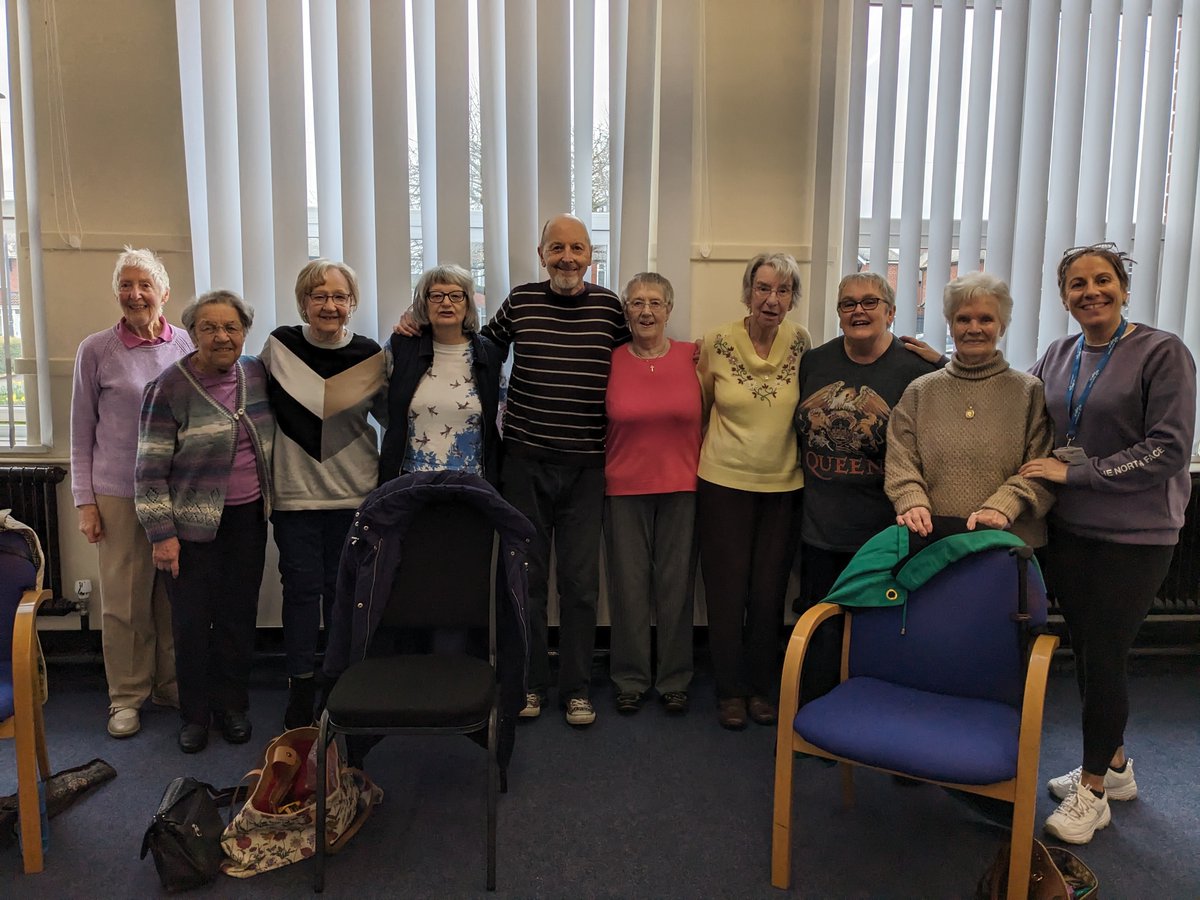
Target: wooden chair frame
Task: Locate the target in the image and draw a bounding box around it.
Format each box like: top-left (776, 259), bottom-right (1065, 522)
top-left (771, 601), bottom-right (1059, 899)
top-left (1, 587), bottom-right (51, 874)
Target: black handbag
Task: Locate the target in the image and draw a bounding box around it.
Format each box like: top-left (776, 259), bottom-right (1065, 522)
top-left (139, 777), bottom-right (235, 892)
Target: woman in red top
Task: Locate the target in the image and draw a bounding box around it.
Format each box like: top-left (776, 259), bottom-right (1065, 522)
top-left (604, 273), bottom-right (702, 715)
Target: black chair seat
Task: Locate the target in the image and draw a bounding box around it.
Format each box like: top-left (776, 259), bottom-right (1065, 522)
top-left (328, 655), bottom-right (496, 730)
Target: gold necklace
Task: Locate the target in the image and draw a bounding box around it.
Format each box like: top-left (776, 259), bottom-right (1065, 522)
top-left (628, 341), bottom-right (670, 372)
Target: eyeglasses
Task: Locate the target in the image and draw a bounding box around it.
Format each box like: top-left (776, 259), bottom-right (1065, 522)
top-left (626, 299), bottom-right (667, 311)
top-left (427, 291), bottom-right (468, 305)
top-left (753, 283), bottom-right (793, 298)
top-left (1062, 241), bottom-right (1118, 259)
top-left (837, 297), bottom-right (884, 313)
top-left (308, 292), bottom-right (352, 307)
top-left (197, 322), bottom-right (244, 337)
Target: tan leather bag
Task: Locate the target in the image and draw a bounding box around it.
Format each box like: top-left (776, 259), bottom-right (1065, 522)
top-left (977, 838), bottom-right (1098, 899)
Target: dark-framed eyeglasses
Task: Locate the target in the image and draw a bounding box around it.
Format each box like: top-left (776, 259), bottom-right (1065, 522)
top-left (308, 291), bottom-right (352, 307)
top-left (427, 290), bottom-right (468, 305)
top-left (1062, 241), bottom-right (1119, 259)
top-left (837, 297), bottom-right (883, 313)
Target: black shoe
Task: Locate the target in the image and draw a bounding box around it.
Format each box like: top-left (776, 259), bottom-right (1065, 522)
top-left (284, 676), bottom-right (318, 730)
top-left (660, 691), bottom-right (689, 715)
top-left (615, 691), bottom-right (643, 715)
top-left (218, 710), bottom-right (253, 744)
top-left (178, 723), bottom-right (208, 753)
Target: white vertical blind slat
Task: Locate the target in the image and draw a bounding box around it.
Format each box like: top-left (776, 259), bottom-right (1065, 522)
top-left (337, 0), bottom-right (378, 328)
top-left (983, 0), bottom-right (1030, 283)
top-left (370, 0), bottom-right (412, 328)
top-left (808, 0), bottom-right (841, 342)
top-left (309, 0), bottom-right (343, 261)
top-left (175, 0), bottom-right (211, 292)
top-left (234, 1), bottom-right (276, 333)
top-left (573, 0), bottom-right (595, 233)
top-left (412, 0), bottom-right (438, 266)
top-left (535, 0), bottom-right (571, 226)
top-left (925, 0), bottom-right (965, 304)
top-left (198, 1), bottom-right (244, 290)
top-left (841, 0), bottom-right (870, 277)
top-left (433, 0), bottom-right (471, 268)
top-left (867, 0), bottom-right (901, 279)
top-left (1107, 0), bottom-right (1150, 252)
top-left (616, 0), bottom-right (656, 284)
top-left (957, 0), bottom-right (996, 278)
top-left (608, 0), bottom-right (628, 283)
top-left (1131, 0), bottom-right (1182, 316)
top-left (657, 0), bottom-right (696, 340)
top-left (894, 0), bottom-right (934, 336)
top-left (1075, 0), bottom-right (1121, 241)
top-left (1006, 1), bottom-right (1058, 370)
top-left (1157, 0), bottom-right (1199, 334)
top-left (1037, 0), bottom-right (1091, 354)
top-left (505, 0), bottom-right (539, 286)
top-left (266, 0), bottom-right (308, 328)
top-left (477, 0), bottom-right (510, 312)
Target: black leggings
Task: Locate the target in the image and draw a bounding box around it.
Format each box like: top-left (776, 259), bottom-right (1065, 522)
top-left (1045, 525), bottom-right (1174, 775)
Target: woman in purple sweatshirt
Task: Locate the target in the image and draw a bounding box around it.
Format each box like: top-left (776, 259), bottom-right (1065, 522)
top-left (70, 247), bottom-right (193, 740)
top-left (1021, 242), bottom-right (1196, 845)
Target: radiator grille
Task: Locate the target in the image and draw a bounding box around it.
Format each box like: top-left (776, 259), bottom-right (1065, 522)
top-left (1157, 472), bottom-right (1200, 612)
top-left (0, 465), bottom-right (68, 612)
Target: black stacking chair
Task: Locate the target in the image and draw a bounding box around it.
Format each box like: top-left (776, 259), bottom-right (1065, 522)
top-left (314, 498), bottom-right (501, 892)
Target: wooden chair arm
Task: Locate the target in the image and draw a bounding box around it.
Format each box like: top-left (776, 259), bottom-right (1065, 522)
top-left (12, 589), bottom-right (51, 705)
top-left (777, 602), bottom-right (845, 744)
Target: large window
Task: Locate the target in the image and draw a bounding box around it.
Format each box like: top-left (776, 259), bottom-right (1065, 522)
top-left (845, 0), bottom-right (1199, 369)
top-left (176, 0), bottom-right (696, 341)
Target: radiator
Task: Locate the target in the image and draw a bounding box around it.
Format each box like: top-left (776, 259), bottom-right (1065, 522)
top-left (1156, 472), bottom-right (1200, 613)
top-left (0, 465), bottom-right (73, 615)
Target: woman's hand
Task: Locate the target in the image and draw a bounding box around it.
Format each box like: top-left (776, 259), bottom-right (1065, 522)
top-left (897, 506), bottom-right (933, 536)
top-left (1019, 457), bottom-right (1069, 484)
top-left (77, 504), bottom-right (104, 543)
top-left (899, 335), bottom-right (945, 365)
top-left (152, 537), bottom-right (181, 578)
top-left (967, 508), bottom-right (1010, 531)
top-left (393, 307), bottom-right (420, 336)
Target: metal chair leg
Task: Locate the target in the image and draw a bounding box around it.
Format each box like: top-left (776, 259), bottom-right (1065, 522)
top-left (487, 705), bottom-right (497, 891)
top-left (314, 712), bottom-right (330, 893)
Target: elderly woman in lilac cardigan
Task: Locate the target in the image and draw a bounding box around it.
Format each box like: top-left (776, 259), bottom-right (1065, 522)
top-left (135, 290), bottom-right (274, 754)
top-left (70, 247), bottom-right (193, 741)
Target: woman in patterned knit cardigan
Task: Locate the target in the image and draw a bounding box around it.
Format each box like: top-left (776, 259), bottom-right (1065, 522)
top-left (884, 272), bottom-right (1054, 548)
top-left (135, 290), bottom-right (275, 754)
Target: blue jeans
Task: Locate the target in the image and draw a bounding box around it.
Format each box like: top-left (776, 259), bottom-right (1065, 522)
top-left (272, 508), bottom-right (356, 677)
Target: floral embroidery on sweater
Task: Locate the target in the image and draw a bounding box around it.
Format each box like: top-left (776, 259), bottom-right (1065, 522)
top-left (713, 331), bottom-right (805, 404)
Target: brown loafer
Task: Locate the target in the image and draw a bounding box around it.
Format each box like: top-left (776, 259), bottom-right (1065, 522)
top-left (718, 697), bottom-right (747, 730)
top-left (748, 695), bottom-right (778, 726)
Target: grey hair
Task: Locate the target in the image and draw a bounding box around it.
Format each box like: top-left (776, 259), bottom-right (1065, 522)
top-left (942, 272), bottom-right (1013, 329)
top-left (837, 271), bottom-right (895, 308)
top-left (411, 264), bottom-right (479, 333)
top-left (294, 259), bottom-right (360, 322)
top-left (741, 253), bottom-right (803, 310)
top-left (112, 246), bottom-right (170, 297)
top-left (621, 272), bottom-right (675, 310)
top-left (182, 290), bottom-right (256, 336)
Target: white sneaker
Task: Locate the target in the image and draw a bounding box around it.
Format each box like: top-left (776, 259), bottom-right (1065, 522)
top-left (1044, 784), bottom-right (1111, 844)
top-left (519, 693), bottom-right (542, 719)
top-left (564, 697), bottom-right (596, 726)
top-left (107, 707), bottom-right (140, 738)
top-left (1048, 759), bottom-right (1138, 801)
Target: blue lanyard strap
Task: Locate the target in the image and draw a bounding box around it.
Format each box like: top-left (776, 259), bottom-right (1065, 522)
top-left (1065, 318), bottom-right (1126, 442)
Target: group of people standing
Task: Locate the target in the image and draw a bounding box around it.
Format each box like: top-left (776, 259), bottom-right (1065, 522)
top-left (71, 225), bottom-right (1193, 848)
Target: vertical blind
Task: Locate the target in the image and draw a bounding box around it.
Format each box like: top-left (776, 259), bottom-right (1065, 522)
top-left (844, 0), bottom-right (1200, 372)
top-left (175, 0), bottom-right (696, 342)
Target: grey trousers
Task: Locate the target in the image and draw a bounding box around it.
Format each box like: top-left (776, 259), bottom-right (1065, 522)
top-left (604, 492), bottom-right (697, 695)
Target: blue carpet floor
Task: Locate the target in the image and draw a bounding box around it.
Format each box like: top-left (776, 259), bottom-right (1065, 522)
top-left (1, 655), bottom-right (1197, 898)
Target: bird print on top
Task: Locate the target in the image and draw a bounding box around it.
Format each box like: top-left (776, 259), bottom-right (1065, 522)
top-left (403, 342), bottom-right (484, 475)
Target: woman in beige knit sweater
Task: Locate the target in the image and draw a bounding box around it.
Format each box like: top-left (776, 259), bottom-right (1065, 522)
top-left (884, 273), bottom-right (1054, 546)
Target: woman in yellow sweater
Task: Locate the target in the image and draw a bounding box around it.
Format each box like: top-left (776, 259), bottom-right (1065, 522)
top-left (696, 252), bottom-right (812, 730)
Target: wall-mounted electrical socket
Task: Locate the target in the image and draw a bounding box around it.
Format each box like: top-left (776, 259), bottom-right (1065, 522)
top-left (74, 579), bottom-right (92, 600)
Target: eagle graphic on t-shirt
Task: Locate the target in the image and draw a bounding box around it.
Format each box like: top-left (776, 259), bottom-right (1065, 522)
top-left (799, 381), bottom-right (891, 458)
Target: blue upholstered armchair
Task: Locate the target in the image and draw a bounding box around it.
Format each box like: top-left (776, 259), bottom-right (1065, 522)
top-left (771, 544), bottom-right (1059, 899)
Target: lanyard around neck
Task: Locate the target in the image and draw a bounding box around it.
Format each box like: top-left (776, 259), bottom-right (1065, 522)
top-left (1065, 318), bottom-right (1126, 443)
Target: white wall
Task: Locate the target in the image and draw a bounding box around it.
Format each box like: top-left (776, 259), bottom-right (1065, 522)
top-left (2, 0), bottom-right (833, 629)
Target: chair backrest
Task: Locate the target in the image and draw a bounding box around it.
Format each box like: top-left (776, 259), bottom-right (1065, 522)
top-left (847, 547), bottom-right (1048, 707)
top-left (0, 531), bottom-right (36, 664)
top-left (382, 498), bottom-right (497, 630)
